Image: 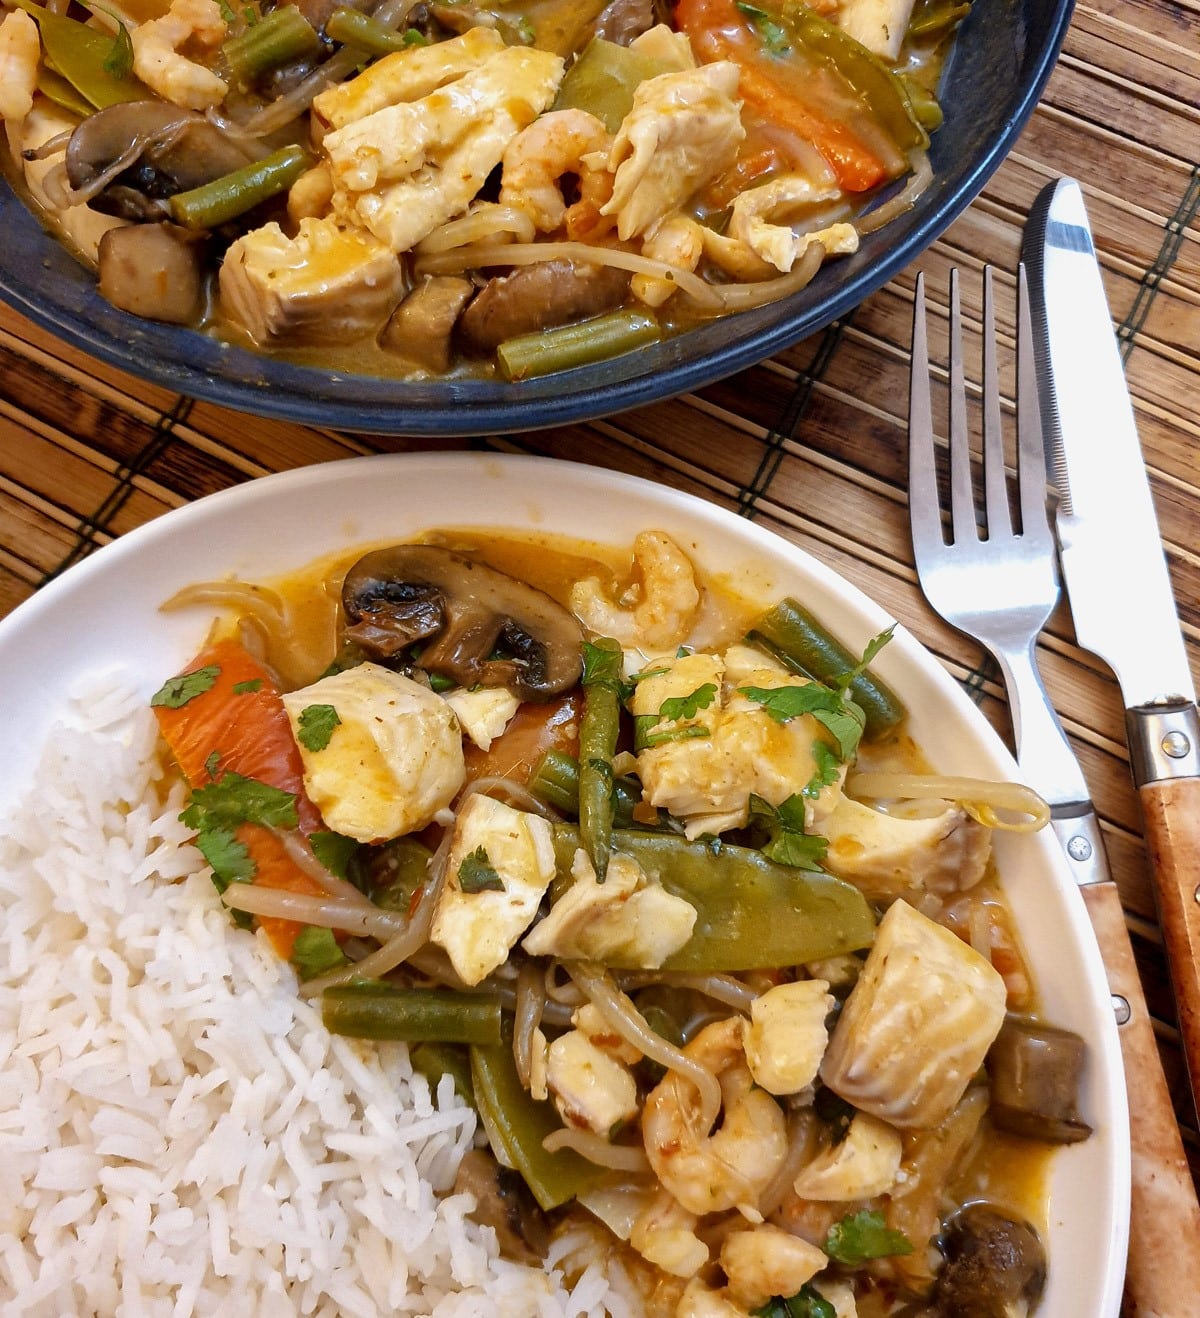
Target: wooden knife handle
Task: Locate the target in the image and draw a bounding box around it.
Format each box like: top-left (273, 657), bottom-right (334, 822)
top-left (1082, 880), bottom-right (1200, 1316)
top-left (1139, 775), bottom-right (1200, 1104)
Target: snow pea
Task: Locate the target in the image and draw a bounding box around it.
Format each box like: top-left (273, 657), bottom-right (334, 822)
top-left (550, 826), bottom-right (875, 971)
top-left (13, 0), bottom-right (150, 110)
top-left (469, 1044), bottom-right (604, 1210)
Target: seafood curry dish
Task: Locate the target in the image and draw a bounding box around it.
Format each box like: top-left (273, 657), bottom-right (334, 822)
top-left (149, 529), bottom-right (1092, 1316)
top-left (0, 0), bottom-right (963, 380)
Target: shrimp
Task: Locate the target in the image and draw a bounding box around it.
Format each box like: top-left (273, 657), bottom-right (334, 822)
top-left (131, 0), bottom-right (228, 112)
top-left (569, 530), bottom-right (700, 651)
top-left (499, 108), bottom-right (613, 234)
top-left (719, 1224), bottom-right (827, 1310)
top-left (0, 9), bottom-right (39, 123)
top-left (642, 1017), bottom-right (789, 1219)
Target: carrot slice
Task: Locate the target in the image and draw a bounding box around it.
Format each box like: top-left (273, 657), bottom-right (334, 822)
top-left (153, 637), bottom-right (326, 958)
top-left (675, 0), bottom-right (889, 192)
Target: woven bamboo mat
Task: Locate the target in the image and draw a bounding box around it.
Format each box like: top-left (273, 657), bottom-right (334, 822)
top-left (1, 0), bottom-right (1198, 1294)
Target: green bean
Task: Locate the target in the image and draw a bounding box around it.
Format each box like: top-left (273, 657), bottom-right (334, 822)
top-left (223, 5), bottom-right (322, 85)
top-left (550, 825), bottom-right (875, 971)
top-left (326, 6), bottom-right (416, 54)
top-left (552, 37), bottom-right (666, 132)
top-left (497, 309), bottom-right (661, 382)
top-left (321, 983), bottom-right (504, 1044)
top-left (747, 597), bottom-right (906, 739)
top-left (577, 638), bottom-right (623, 882)
top-left (779, 1), bottom-right (928, 152)
top-left (168, 144), bottom-right (310, 230)
top-left (410, 1041), bottom-right (474, 1103)
top-left (13, 0), bottom-right (149, 109)
top-left (905, 0), bottom-right (971, 40)
top-left (527, 748), bottom-right (639, 827)
top-left (899, 73), bottom-right (944, 130)
top-left (470, 1045), bottom-right (603, 1210)
top-left (369, 836), bottom-right (435, 914)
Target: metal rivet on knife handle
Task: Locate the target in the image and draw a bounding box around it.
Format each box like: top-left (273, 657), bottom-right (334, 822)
top-left (1126, 703), bottom-right (1200, 786)
top-left (1111, 995), bottom-right (1131, 1026)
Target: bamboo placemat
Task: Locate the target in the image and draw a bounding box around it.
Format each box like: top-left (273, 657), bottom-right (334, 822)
top-left (1, 0), bottom-right (1198, 1295)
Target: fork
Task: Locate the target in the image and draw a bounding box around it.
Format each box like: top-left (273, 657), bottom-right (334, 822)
top-left (907, 264), bottom-right (1083, 797)
top-left (908, 264), bottom-right (1200, 1315)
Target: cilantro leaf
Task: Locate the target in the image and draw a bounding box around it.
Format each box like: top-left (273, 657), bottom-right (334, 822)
top-left (824, 1210), bottom-right (913, 1265)
top-left (581, 639), bottom-right (629, 697)
top-left (457, 846), bottom-right (504, 894)
top-left (736, 0), bottom-right (790, 53)
top-left (181, 770), bottom-right (299, 834)
top-left (634, 716), bottom-right (712, 751)
top-left (309, 830), bottom-right (360, 881)
top-left (747, 793), bottom-right (829, 870)
top-left (192, 825), bottom-right (253, 892)
top-left (658, 682), bottom-right (717, 722)
top-left (803, 740), bottom-right (841, 799)
top-left (751, 1285), bottom-right (835, 1318)
top-left (739, 683), bottom-right (866, 760)
top-left (290, 926), bottom-right (346, 979)
top-left (297, 703), bottom-right (341, 752)
top-left (834, 624), bottom-right (896, 691)
top-left (232, 678), bottom-right (263, 694)
top-left (151, 664), bottom-right (220, 709)
top-left (204, 750), bottom-right (222, 780)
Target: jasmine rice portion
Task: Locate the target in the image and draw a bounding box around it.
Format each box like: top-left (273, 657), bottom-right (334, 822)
top-left (0, 674), bottom-right (622, 1316)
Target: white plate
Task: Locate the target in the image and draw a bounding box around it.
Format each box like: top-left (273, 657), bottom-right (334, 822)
top-left (0, 452), bottom-right (1128, 1314)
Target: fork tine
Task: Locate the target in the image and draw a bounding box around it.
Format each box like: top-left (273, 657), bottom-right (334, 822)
top-left (947, 268), bottom-right (977, 545)
top-left (1015, 262), bottom-right (1053, 545)
top-left (981, 265), bottom-right (1013, 541)
top-left (908, 273), bottom-right (944, 557)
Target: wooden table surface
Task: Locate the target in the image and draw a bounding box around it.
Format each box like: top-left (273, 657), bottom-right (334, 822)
top-left (1, 0), bottom-right (1197, 1303)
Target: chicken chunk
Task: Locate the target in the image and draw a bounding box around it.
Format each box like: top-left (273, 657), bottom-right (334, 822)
top-left (442, 684), bottom-right (520, 751)
top-left (281, 662), bottom-right (464, 842)
top-left (601, 62), bottom-right (745, 239)
top-left (0, 9), bottom-right (39, 124)
top-left (791, 1112), bottom-right (903, 1200)
top-left (218, 216), bottom-right (404, 346)
top-left (430, 793), bottom-right (556, 986)
top-left (727, 173), bottom-right (860, 273)
top-left (522, 849), bottom-right (696, 967)
top-left (820, 794), bottom-right (990, 900)
top-left (546, 1029), bottom-right (639, 1135)
top-left (324, 44), bottom-right (564, 253)
top-left (744, 979), bottom-right (834, 1096)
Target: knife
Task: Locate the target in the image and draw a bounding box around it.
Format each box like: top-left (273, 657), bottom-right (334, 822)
top-left (1023, 177), bottom-right (1200, 1309)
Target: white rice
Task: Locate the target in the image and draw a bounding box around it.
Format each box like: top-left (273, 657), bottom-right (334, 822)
top-left (0, 673), bottom-right (630, 1317)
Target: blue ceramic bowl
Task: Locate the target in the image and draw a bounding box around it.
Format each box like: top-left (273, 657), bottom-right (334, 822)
top-left (0, 0), bottom-right (1073, 436)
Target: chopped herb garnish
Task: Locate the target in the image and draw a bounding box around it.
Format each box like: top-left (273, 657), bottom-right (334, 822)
top-left (675, 645), bottom-right (692, 658)
top-left (834, 624), bottom-right (896, 691)
top-left (232, 678), bottom-right (263, 694)
top-left (297, 703), bottom-right (341, 752)
top-left (290, 925), bottom-right (346, 979)
top-left (204, 750), bottom-right (222, 780)
top-left (402, 26), bottom-right (427, 43)
top-left (457, 846), bottom-right (504, 894)
top-left (747, 793), bottom-right (828, 870)
top-left (634, 716), bottom-right (712, 751)
top-left (309, 830), bottom-right (359, 881)
top-left (581, 639), bottom-right (626, 689)
top-left (658, 682), bottom-right (718, 723)
top-left (629, 665), bottom-right (671, 683)
top-left (739, 682), bottom-right (866, 760)
top-left (825, 1209), bottom-right (914, 1265)
top-left (736, 0), bottom-right (791, 54)
top-left (151, 664), bottom-right (220, 709)
top-left (428, 672), bottom-right (455, 693)
top-left (804, 740), bottom-right (841, 798)
top-left (751, 1285), bottom-right (835, 1318)
top-left (179, 770), bottom-right (299, 891)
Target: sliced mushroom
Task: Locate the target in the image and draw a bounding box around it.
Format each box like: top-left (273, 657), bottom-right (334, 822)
top-left (592, 0), bottom-right (655, 45)
top-left (97, 222), bottom-right (205, 324)
top-left (987, 1016), bottom-right (1093, 1145)
top-left (65, 101), bottom-right (259, 221)
top-left (452, 1148), bottom-right (549, 1265)
top-left (341, 544), bottom-right (584, 701)
top-left (458, 260), bottom-right (630, 352)
top-left (933, 1204), bottom-right (1047, 1317)
top-left (380, 275), bottom-right (475, 375)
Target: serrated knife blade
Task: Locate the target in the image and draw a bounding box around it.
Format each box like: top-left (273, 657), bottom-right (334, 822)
top-left (1022, 177), bottom-right (1200, 1107)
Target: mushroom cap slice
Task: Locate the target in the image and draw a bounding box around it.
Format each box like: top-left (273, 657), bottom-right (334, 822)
top-left (341, 544), bottom-right (584, 701)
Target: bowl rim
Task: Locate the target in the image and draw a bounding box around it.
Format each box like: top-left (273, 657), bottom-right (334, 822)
top-left (0, 0), bottom-right (1076, 435)
top-left (0, 452), bottom-right (1130, 1316)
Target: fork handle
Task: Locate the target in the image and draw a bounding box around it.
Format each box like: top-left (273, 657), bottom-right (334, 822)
top-left (1081, 879), bottom-right (1200, 1316)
